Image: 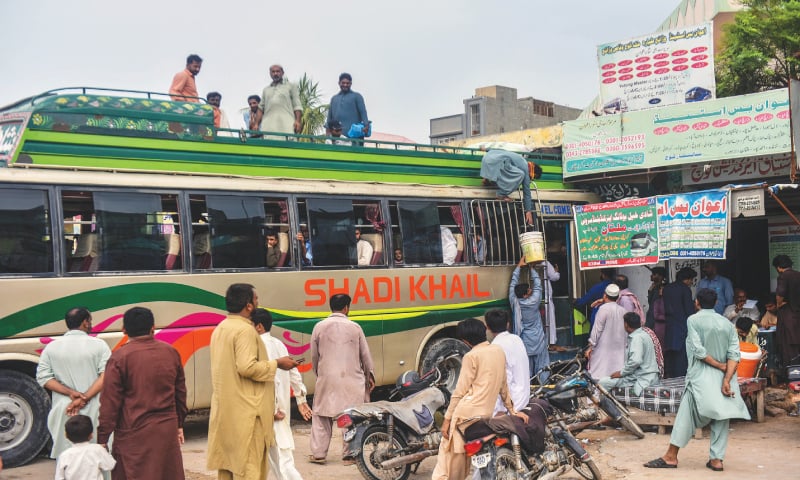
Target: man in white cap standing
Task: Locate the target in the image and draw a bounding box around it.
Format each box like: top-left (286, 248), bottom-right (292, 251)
top-left (586, 283), bottom-right (628, 380)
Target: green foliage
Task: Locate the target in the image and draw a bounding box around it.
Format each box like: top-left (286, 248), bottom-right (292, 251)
top-left (716, 0), bottom-right (800, 97)
top-left (297, 73), bottom-right (329, 141)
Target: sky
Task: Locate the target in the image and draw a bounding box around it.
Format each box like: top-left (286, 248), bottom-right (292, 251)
top-left (0, 0), bottom-right (680, 143)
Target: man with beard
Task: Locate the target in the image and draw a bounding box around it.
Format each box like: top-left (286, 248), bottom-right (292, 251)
top-left (259, 65), bottom-right (302, 137)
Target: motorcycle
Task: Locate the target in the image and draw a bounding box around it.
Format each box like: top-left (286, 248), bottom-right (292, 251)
top-left (531, 350), bottom-right (644, 439)
top-left (463, 399), bottom-right (602, 480)
top-left (335, 353), bottom-right (458, 480)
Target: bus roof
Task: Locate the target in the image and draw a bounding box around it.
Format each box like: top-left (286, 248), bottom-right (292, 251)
top-left (0, 87), bottom-right (571, 189)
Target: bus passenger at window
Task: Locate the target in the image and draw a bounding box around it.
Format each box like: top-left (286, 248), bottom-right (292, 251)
top-left (440, 226), bottom-right (457, 265)
top-left (355, 228), bottom-right (373, 266)
top-left (394, 248), bottom-right (404, 265)
top-left (296, 230), bottom-right (312, 266)
top-left (266, 232), bottom-right (280, 268)
top-left (479, 149), bottom-right (542, 226)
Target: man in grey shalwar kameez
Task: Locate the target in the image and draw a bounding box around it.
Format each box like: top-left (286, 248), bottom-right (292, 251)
top-left (509, 257), bottom-right (550, 377)
top-left (645, 288), bottom-right (750, 472)
top-left (599, 312), bottom-right (659, 395)
top-left (480, 149), bottom-right (540, 225)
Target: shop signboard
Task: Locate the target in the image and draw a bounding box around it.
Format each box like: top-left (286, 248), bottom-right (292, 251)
top-left (597, 23), bottom-right (715, 114)
top-left (563, 89), bottom-right (791, 178)
top-left (731, 188), bottom-right (765, 218)
top-left (681, 155), bottom-right (791, 185)
top-left (657, 190), bottom-right (728, 260)
top-left (573, 197), bottom-right (658, 269)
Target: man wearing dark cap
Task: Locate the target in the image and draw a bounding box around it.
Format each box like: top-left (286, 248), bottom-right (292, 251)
top-left (324, 120), bottom-right (351, 146)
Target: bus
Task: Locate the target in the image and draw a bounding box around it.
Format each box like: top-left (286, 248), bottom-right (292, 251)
top-left (0, 88), bottom-right (598, 467)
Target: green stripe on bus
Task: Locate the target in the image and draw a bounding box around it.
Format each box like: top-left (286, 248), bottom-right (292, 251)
top-left (0, 283), bottom-right (224, 338)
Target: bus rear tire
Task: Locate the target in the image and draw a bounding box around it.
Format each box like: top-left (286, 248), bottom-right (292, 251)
top-left (0, 370), bottom-right (51, 467)
top-left (419, 338), bottom-right (469, 394)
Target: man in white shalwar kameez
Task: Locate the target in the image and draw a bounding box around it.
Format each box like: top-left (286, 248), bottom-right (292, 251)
top-left (253, 309), bottom-right (312, 480)
top-left (645, 288), bottom-right (750, 472)
top-left (586, 284), bottom-right (628, 380)
top-left (542, 260), bottom-right (560, 348)
top-left (310, 294), bottom-right (375, 464)
top-left (36, 307), bottom-right (111, 458)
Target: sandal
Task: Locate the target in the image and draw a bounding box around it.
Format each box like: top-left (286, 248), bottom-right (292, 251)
top-left (643, 458), bottom-right (677, 469)
top-left (308, 455), bottom-right (326, 465)
top-left (706, 460), bottom-right (723, 472)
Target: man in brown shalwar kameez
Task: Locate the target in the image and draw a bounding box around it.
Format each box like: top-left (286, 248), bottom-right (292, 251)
top-left (97, 307), bottom-right (188, 480)
top-left (309, 293), bottom-right (375, 464)
top-left (207, 283), bottom-right (301, 480)
top-left (432, 318), bottom-right (528, 480)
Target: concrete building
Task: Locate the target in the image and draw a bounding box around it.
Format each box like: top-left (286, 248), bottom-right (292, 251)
top-left (429, 85), bottom-right (581, 145)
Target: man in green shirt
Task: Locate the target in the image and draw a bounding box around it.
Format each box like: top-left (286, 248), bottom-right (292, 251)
top-left (599, 312), bottom-right (659, 396)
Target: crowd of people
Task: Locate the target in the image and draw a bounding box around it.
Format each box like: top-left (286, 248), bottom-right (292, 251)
top-left (168, 54), bottom-right (370, 142)
top-left (19, 250), bottom-right (800, 479)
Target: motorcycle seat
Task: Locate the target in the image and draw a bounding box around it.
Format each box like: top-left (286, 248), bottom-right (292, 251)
top-left (347, 387), bottom-right (446, 435)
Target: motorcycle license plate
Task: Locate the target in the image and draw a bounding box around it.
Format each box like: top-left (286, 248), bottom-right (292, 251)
top-left (471, 452), bottom-right (491, 469)
top-left (343, 428), bottom-right (356, 442)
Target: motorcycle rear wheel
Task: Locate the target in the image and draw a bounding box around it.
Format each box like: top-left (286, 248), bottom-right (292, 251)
top-left (617, 412), bottom-right (645, 439)
top-left (356, 425), bottom-right (411, 480)
top-left (481, 446), bottom-right (526, 480)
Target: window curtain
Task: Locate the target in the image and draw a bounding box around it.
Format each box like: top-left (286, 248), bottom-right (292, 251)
top-left (365, 203), bottom-right (385, 232)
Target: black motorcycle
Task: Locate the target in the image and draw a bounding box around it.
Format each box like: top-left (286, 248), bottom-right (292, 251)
top-left (463, 399), bottom-right (602, 480)
top-left (532, 351), bottom-right (644, 439)
top-left (335, 354), bottom-right (458, 480)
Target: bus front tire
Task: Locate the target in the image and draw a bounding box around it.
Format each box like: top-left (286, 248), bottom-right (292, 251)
top-left (419, 338), bottom-right (469, 394)
top-left (0, 370), bottom-right (51, 468)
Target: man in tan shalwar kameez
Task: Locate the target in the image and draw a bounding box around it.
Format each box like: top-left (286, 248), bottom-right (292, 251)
top-left (309, 293), bottom-right (375, 464)
top-left (207, 283), bottom-right (302, 480)
top-left (432, 318), bottom-right (528, 480)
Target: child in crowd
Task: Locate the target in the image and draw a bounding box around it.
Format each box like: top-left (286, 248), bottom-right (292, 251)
top-left (55, 415), bottom-right (115, 480)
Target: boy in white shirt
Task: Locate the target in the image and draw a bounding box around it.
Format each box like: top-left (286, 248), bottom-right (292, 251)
top-left (55, 415), bottom-right (115, 480)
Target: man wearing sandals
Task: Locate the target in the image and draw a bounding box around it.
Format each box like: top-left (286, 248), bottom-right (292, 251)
top-left (644, 288), bottom-right (750, 472)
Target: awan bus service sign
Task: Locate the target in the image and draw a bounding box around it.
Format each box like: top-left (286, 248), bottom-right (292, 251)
top-left (573, 197), bottom-right (658, 269)
top-left (597, 23), bottom-right (715, 113)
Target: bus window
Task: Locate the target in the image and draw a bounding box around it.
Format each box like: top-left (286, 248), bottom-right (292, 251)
top-left (396, 201), bottom-right (443, 265)
top-left (62, 190), bottom-right (180, 272)
top-left (354, 201), bottom-right (384, 266)
top-left (191, 194), bottom-right (266, 270)
top-left (264, 198), bottom-right (291, 268)
top-left (303, 198), bottom-right (356, 267)
top-left (0, 188), bottom-right (53, 274)
top-left (438, 203), bottom-right (465, 265)
top-left (470, 200), bottom-right (524, 264)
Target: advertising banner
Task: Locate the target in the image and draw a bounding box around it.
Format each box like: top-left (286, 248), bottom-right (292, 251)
top-left (656, 190), bottom-right (728, 260)
top-left (0, 112), bottom-right (30, 164)
top-left (792, 79), bottom-right (800, 164)
top-left (563, 89), bottom-right (791, 178)
top-left (597, 23), bottom-right (715, 113)
top-left (573, 197), bottom-right (659, 269)
top-left (681, 155), bottom-right (791, 185)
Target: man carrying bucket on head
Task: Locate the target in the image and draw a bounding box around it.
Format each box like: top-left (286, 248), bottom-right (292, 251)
top-left (480, 148), bottom-right (542, 225)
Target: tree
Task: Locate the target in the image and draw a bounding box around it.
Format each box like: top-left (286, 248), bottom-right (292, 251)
top-left (297, 73), bottom-right (328, 140)
top-left (715, 0), bottom-right (800, 97)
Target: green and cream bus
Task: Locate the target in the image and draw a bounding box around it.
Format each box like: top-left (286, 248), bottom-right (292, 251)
top-left (0, 88), bottom-right (597, 466)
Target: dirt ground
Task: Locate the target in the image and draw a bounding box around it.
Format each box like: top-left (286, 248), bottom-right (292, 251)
top-left (4, 412), bottom-right (799, 479)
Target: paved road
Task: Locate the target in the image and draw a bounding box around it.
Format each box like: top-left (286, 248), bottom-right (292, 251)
top-left (4, 412), bottom-right (798, 479)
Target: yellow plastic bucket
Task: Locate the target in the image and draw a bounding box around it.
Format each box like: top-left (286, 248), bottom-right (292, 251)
top-left (519, 231), bottom-right (545, 264)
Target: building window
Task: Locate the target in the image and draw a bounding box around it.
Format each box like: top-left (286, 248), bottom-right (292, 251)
top-left (470, 104), bottom-right (481, 136)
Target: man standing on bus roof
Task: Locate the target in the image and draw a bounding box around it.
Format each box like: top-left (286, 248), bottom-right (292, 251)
top-left (309, 294), bottom-right (374, 465)
top-left (259, 65), bottom-right (302, 136)
top-left (169, 54), bottom-right (202, 103)
top-left (36, 307), bottom-right (111, 459)
top-left (207, 91), bottom-right (231, 130)
top-left (207, 283), bottom-right (302, 480)
top-left (325, 73), bottom-right (369, 140)
top-left (480, 148), bottom-right (542, 226)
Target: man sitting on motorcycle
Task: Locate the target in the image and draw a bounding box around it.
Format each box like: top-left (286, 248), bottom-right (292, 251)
top-left (432, 318), bottom-right (529, 480)
top-left (598, 312), bottom-right (660, 396)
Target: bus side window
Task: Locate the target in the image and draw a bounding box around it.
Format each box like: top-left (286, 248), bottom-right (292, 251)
top-left (191, 194), bottom-right (267, 270)
top-left (470, 200), bottom-right (523, 265)
top-left (264, 198), bottom-right (291, 268)
top-left (302, 197), bottom-right (356, 267)
top-left (0, 188), bottom-right (53, 274)
top-left (438, 203), bottom-right (464, 265)
top-left (63, 190), bottom-right (179, 273)
top-left (396, 201), bottom-right (443, 265)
